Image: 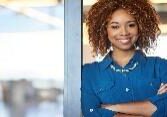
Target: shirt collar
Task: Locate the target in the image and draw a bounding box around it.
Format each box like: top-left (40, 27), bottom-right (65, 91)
top-left (99, 50), bottom-right (146, 71)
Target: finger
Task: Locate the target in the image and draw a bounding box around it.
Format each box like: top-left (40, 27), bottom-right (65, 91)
top-left (159, 87), bottom-right (167, 94)
top-left (157, 83), bottom-right (164, 94)
top-left (157, 83), bottom-right (167, 94)
top-left (158, 83), bottom-right (167, 92)
top-left (157, 88), bottom-right (167, 94)
top-left (158, 89), bottom-right (167, 95)
top-left (158, 83), bottom-right (164, 90)
top-left (158, 87), bottom-right (167, 95)
top-left (161, 83), bottom-right (164, 87)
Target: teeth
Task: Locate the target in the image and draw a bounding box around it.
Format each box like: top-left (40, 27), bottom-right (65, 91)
top-left (118, 39), bottom-right (130, 44)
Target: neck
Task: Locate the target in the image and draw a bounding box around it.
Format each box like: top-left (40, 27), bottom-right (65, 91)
top-left (112, 49), bottom-right (135, 67)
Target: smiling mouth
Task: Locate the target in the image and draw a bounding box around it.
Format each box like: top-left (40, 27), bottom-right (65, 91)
top-left (118, 39), bottom-right (130, 44)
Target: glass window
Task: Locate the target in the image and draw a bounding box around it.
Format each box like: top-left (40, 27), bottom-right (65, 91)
top-left (0, 0), bottom-right (64, 117)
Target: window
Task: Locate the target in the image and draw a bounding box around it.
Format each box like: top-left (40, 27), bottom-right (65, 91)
top-left (0, 0), bottom-right (64, 117)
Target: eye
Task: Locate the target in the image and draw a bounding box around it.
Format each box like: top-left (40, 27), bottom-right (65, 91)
top-left (128, 23), bottom-right (137, 28)
top-left (110, 25), bottom-right (119, 29)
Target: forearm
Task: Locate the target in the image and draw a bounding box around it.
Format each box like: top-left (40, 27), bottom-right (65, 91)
top-left (114, 113), bottom-right (144, 117)
top-left (102, 101), bottom-right (157, 117)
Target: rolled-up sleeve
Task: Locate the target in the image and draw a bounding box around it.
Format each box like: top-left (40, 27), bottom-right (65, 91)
top-left (148, 93), bottom-right (167, 117)
top-left (148, 57), bottom-right (167, 117)
top-left (81, 63), bottom-right (115, 117)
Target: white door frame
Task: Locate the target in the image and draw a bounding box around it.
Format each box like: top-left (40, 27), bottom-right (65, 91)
top-left (64, 0), bottom-right (81, 116)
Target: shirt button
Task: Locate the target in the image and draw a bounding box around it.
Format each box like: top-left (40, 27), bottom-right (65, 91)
top-left (125, 88), bottom-right (130, 92)
top-left (90, 109), bottom-right (93, 112)
top-left (150, 82), bottom-right (153, 86)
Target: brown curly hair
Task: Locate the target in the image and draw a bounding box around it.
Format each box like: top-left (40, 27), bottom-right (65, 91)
top-left (86, 0), bottom-right (161, 56)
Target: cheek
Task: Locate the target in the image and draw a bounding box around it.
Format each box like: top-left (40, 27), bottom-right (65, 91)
top-left (132, 29), bottom-right (139, 40)
top-left (107, 29), bottom-right (117, 39)
top-left (134, 31), bottom-right (139, 39)
top-left (133, 28), bottom-right (139, 36)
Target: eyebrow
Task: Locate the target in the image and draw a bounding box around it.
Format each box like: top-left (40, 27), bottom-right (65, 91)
top-left (109, 21), bottom-right (136, 24)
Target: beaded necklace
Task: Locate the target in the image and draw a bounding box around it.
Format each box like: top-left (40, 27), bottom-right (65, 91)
top-left (110, 62), bottom-right (139, 73)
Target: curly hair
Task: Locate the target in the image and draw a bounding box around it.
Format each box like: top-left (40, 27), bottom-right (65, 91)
top-left (86, 0), bottom-right (161, 56)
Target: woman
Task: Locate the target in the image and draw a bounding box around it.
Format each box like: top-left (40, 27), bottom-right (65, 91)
top-left (81, 0), bottom-right (167, 117)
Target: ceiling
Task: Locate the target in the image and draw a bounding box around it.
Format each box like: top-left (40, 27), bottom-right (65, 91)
top-left (0, 0), bottom-right (63, 6)
top-left (83, 0), bottom-right (167, 5)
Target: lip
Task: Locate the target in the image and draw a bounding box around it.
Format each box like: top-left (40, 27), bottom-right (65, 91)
top-left (118, 38), bottom-right (131, 44)
top-left (118, 37), bottom-right (131, 40)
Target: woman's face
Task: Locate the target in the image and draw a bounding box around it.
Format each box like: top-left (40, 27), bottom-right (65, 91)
top-left (106, 9), bottom-right (138, 51)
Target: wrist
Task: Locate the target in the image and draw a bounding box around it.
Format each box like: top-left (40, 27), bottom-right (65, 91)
top-left (110, 104), bottom-right (120, 112)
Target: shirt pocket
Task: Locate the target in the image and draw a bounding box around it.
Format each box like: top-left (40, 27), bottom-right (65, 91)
top-left (150, 78), bottom-right (161, 90)
top-left (94, 81), bottom-right (115, 94)
top-left (140, 77), bottom-right (161, 95)
top-left (148, 78), bottom-right (161, 91)
top-left (94, 81), bottom-right (121, 103)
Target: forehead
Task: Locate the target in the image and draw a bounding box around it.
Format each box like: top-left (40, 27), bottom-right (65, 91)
top-left (108, 9), bottom-right (135, 22)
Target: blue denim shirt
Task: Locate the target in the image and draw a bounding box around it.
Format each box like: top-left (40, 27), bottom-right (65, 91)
top-left (81, 50), bottom-right (167, 117)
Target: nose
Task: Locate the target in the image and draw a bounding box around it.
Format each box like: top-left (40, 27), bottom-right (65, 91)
top-left (120, 26), bottom-right (130, 36)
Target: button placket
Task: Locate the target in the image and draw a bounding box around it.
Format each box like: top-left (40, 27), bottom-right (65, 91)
top-left (125, 88), bottom-right (130, 92)
top-left (90, 109), bottom-right (93, 112)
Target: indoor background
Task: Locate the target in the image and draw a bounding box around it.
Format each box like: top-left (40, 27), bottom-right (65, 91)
top-left (0, 0), bottom-right (64, 117)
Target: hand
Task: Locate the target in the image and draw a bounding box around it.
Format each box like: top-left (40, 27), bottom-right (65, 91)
top-left (101, 104), bottom-right (117, 111)
top-left (102, 102), bottom-right (155, 117)
top-left (101, 104), bottom-right (112, 110)
top-left (102, 105), bottom-right (144, 117)
top-left (157, 83), bottom-right (167, 95)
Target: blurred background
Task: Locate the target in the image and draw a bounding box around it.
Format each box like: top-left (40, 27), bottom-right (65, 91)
top-left (0, 0), bottom-right (64, 117)
top-left (83, 0), bottom-right (167, 64)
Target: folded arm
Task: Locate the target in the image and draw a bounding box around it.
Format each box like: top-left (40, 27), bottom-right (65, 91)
top-left (102, 83), bottom-right (167, 117)
top-left (81, 90), bottom-right (116, 117)
top-left (82, 64), bottom-right (116, 117)
top-left (113, 113), bottom-right (144, 117)
top-left (102, 101), bottom-right (156, 117)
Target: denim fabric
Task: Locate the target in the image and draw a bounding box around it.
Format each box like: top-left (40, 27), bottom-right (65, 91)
top-left (81, 50), bottom-right (167, 117)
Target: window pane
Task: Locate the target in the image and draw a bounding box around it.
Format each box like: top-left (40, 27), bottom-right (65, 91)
top-left (0, 1), bottom-right (64, 117)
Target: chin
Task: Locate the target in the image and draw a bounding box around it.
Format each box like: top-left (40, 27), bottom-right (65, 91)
top-left (118, 45), bottom-right (135, 51)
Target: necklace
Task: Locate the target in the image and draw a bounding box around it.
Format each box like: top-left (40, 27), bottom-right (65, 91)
top-left (110, 62), bottom-right (139, 73)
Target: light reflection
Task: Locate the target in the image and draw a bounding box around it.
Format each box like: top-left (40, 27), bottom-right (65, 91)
top-left (0, 0), bottom-right (64, 117)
